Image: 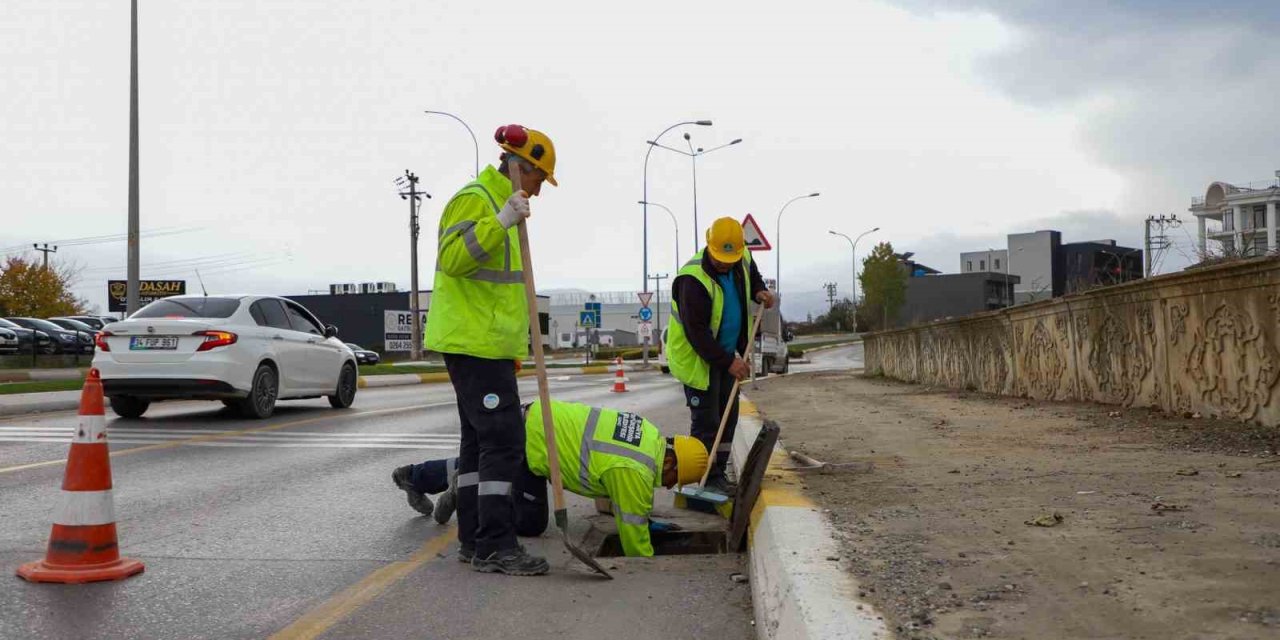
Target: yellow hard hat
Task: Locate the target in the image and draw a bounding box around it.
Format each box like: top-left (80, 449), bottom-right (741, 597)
top-left (705, 217), bottom-right (745, 263)
top-left (671, 435), bottom-right (709, 486)
top-left (494, 124), bottom-right (558, 186)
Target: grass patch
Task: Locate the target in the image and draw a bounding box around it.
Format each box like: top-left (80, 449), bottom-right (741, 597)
top-left (0, 379), bottom-right (85, 395)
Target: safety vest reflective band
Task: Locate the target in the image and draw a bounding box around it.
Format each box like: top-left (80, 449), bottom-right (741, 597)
top-left (424, 165), bottom-right (529, 360)
top-left (663, 250), bottom-right (752, 391)
top-left (524, 400), bottom-right (663, 497)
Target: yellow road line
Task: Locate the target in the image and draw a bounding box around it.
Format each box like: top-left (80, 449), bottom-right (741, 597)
top-left (268, 525), bottom-right (457, 640)
top-left (0, 401), bottom-right (455, 476)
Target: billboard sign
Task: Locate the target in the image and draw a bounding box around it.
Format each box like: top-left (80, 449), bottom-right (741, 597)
top-left (108, 280), bottom-right (186, 313)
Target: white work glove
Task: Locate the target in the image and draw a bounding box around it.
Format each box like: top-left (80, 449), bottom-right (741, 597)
top-left (497, 190), bottom-right (531, 229)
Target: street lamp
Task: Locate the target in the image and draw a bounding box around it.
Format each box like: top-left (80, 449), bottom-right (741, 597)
top-left (773, 192), bottom-right (821, 297)
top-left (643, 120), bottom-right (712, 292)
top-left (829, 226), bottom-right (878, 303)
top-left (638, 200), bottom-right (679, 273)
top-left (647, 133), bottom-right (742, 248)
top-left (423, 110), bottom-right (480, 178)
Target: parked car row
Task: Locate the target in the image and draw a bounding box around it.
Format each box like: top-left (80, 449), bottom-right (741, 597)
top-left (0, 315), bottom-right (116, 355)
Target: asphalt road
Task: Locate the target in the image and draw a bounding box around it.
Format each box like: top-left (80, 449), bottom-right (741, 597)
top-left (793, 342), bottom-right (864, 373)
top-left (0, 371), bottom-right (754, 640)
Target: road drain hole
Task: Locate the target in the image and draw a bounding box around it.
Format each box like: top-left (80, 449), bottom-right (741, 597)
top-left (595, 530), bottom-right (727, 557)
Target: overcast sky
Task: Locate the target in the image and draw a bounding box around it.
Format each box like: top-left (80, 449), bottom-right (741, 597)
top-left (3, 1), bottom-right (1274, 317)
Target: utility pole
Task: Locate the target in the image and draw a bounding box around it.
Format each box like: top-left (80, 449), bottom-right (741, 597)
top-left (33, 243), bottom-right (58, 269)
top-left (1143, 214), bottom-right (1180, 277)
top-left (126, 0), bottom-right (140, 315)
top-left (397, 170), bottom-right (431, 361)
top-left (824, 282), bottom-right (838, 309)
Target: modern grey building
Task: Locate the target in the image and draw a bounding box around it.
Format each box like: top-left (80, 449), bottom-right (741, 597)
top-left (896, 272), bottom-right (1019, 327)
top-left (963, 230), bottom-right (1141, 305)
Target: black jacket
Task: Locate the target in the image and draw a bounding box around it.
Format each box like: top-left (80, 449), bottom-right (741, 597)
top-left (671, 250), bottom-right (768, 371)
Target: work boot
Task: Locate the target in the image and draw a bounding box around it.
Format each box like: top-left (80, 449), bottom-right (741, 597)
top-left (433, 467), bottom-right (458, 525)
top-left (391, 465), bottom-right (434, 516)
top-left (458, 546), bottom-right (474, 563)
top-left (472, 547), bottom-right (550, 576)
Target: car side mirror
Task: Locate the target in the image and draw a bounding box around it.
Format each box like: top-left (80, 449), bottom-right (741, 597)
top-left (325, 325), bottom-right (339, 339)
top-left (784, 331), bottom-right (795, 342)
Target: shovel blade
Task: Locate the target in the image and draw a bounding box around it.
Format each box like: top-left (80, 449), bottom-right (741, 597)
top-left (553, 508), bottom-right (613, 579)
top-left (677, 484), bottom-right (730, 505)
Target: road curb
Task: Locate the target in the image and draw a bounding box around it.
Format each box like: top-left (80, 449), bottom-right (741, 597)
top-left (0, 368), bottom-right (88, 383)
top-left (734, 397), bottom-right (889, 640)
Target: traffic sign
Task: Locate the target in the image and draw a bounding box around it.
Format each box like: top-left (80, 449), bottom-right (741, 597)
top-left (742, 213), bottom-right (771, 251)
top-left (638, 321), bottom-right (653, 341)
top-left (579, 311), bottom-right (597, 329)
top-left (639, 307), bottom-right (653, 322)
top-left (637, 291), bottom-right (653, 308)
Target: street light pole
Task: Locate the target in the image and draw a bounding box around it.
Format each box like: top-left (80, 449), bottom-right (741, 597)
top-left (638, 200), bottom-right (679, 273)
top-left (851, 227), bottom-right (879, 303)
top-left (773, 192), bottom-right (821, 298)
top-left (126, 0), bottom-right (140, 316)
top-left (643, 120), bottom-right (711, 292)
top-left (648, 134), bottom-right (742, 252)
top-left (423, 110), bottom-right (479, 178)
top-left (829, 231), bottom-right (855, 303)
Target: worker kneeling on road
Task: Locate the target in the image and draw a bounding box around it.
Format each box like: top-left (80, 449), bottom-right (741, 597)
top-left (394, 399), bottom-right (708, 557)
top-left (665, 217), bottom-right (773, 493)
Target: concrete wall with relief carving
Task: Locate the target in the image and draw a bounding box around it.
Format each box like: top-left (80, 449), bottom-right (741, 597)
top-left (864, 257), bottom-right (1280, 426)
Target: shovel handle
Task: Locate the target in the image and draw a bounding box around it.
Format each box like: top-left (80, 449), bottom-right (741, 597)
top-left (509, 159), bottom-right (568, 514)
top-left (698, 301), bottom-right (767, 488)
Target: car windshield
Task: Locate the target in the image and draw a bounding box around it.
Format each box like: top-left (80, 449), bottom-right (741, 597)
top-left (12, 318), bottom-right (65, 333)
top-left (53, 318), bottom-right (96, 332)
top-left (132, 297), bottom-right (242, 319)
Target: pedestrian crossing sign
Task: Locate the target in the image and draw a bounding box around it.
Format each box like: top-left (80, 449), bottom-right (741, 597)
top-left (579, 311), bottom-right (597, 328)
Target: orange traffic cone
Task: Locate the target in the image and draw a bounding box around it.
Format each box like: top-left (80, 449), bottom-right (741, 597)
top-left (611, 363), bottom-right (629, 393)
top-left (16, 369), bottom-right (144, 584)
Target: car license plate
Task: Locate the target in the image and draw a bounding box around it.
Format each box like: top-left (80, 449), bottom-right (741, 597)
top-left (129, 336), bottom-right (179, 351)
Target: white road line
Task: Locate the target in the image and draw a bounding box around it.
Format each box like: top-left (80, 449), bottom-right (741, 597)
top-left (0, 436), bottom-right (458, 450)
top-left (0, 428), bottom-right (461, 441)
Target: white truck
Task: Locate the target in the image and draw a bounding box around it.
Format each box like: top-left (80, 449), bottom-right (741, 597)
top-left (750, 300), bottom-right (791, 376)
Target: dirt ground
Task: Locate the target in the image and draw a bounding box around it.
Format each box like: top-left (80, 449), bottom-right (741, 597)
top-left (748, 372), bottom-right (1280, 640)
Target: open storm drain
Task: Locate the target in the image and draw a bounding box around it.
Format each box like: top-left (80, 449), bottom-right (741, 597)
top-left (595, 530), bottom-right (728, 558)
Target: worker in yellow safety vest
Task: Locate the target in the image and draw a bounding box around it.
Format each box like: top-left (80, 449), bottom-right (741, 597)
top-left (664, 217), bottom-right (774, 492)
top-left (394, 399), bottom-right (709, 557)
top-left (391, 124), bottom-right (557, 576)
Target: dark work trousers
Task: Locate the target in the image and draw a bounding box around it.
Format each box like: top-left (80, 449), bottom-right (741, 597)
top-left (443, 354), bottom-right (526, 557)
top-left (684, 366), bottom-right (739, 479)
top-left (409, 456), bottom-right (549, 537)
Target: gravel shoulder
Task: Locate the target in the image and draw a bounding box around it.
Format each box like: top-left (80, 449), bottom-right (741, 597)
top-left (748, 371), bottom-right (1280, 639)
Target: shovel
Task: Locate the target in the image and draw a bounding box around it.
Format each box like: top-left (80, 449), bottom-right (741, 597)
top-left (509, 158), bottom-right (613, 580)
top-left (677, 299), bottom-right (767, 506)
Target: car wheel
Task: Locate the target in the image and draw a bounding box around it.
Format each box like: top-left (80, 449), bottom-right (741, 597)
top-left (110, 396), bottom-right (151, 419)
top-left (779, 355), bottom-right (790, 375)
top-left (660, 365), bottom-right (670, 374)
top-left (328, 363), bottom-right (357, 409)
top-left (762, 356), bottom-right (773, 376)
top-left (237, 364), bottom-right (279, 420)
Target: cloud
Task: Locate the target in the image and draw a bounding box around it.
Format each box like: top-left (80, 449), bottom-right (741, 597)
top-left (888, 1), bottom-right (1280, 256)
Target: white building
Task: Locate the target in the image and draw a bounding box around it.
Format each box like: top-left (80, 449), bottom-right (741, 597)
top-left (960, 249), bottom-right (1008, 274)
top-left (1189, 175), bottom-right (1279, 258)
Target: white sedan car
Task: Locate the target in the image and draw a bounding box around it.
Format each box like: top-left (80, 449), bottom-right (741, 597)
top-left (93, 295), bottom-right (358, 419)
